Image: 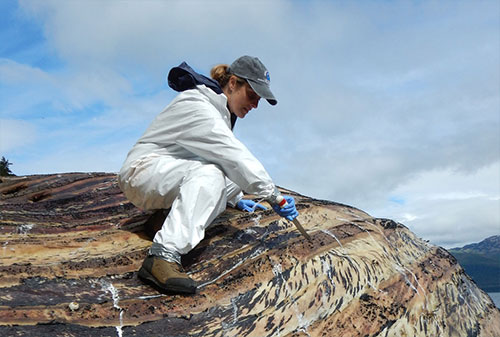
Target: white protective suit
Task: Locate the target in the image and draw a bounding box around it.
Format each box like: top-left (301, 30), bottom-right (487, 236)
top-left (118, 84), bottom-right (277, 259)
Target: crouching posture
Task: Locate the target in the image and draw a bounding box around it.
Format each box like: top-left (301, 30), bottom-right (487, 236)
top-left (118, 56), bottom-right (298, 294)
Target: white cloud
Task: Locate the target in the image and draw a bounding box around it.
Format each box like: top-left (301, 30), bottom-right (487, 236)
top-left (0, 57), bottom-right (168, 171)
top-left (14, 138), bottom-right (132, 175)
top-left (401, 213), bottom-right (418, 222)
top-left (0, 58), bottom-right (49, 84)
top-left (370, 163), bottom-right (500, 248)
top-left (402, 197), bottom-right (499, 249)
top-left (18, 0), bottom-right (291, 73)
top-left (0, 119), bottom-right (37, 152)
top-left (0, 58), bottom-right (134, 114)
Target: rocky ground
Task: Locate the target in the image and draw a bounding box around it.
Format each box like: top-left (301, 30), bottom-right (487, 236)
top-left (1, 172), bottom-right (499, 336)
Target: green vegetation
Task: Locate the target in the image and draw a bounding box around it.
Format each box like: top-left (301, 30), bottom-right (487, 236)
top-left (449, 236), bottom-right (500, 292)
top-left (0, 156), bottom-right (15, 176)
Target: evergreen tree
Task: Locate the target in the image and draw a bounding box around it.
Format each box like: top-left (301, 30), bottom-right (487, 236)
top-left (0, 156), bottom-right (14, 176)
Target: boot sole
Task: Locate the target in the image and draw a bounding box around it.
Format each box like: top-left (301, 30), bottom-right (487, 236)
top-left (138, 266), bottom-right (197, 295)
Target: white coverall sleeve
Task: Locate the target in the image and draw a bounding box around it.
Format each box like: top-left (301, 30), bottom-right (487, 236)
top-left (174, 99), bottom-right (276, 199)
top-left (226, 178), bottom-right (244, 208)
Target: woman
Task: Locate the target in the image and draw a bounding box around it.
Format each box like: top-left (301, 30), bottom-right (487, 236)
top-left (118, 55), bottom-right (299, 294)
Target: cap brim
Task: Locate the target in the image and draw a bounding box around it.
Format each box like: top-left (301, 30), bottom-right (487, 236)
top-left (247, 79), bottom-right (277, 105)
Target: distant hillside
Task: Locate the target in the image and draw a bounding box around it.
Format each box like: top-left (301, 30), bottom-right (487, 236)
top-left (449, 235), bottom-right (500, 293)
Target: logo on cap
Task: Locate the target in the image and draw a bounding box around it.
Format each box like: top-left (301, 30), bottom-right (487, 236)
top-left (265, 71), bottom-right (271, 83)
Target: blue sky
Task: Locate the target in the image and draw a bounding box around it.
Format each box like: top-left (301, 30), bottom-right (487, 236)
top-left (1, 0), bottom-right (499, 248)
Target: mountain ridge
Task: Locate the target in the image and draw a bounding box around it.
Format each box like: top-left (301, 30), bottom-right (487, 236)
top-left (449, 235), bottom-right (500, 293)
top-left (452, 235), bottom-right (500, 253)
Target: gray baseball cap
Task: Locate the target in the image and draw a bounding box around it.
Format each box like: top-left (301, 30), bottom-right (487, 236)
top-left (228, 55), bottom-right (277, 105)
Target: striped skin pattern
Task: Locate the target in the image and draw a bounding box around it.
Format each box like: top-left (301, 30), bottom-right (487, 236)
top-left (0, 173), bottom-right (499, 336)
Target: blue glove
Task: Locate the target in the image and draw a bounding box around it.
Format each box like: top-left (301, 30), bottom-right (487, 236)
top-left (272, 195), bottom-right (299, 221)
top-left (236, 199), bottom-right (268, 212)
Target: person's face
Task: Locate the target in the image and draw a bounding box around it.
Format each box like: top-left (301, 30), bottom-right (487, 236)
top-left (226, 77), bottom-right (261, 118)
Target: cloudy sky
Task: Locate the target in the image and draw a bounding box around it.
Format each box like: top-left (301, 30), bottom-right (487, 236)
top-left (1, 0), bottom-right (498, 248)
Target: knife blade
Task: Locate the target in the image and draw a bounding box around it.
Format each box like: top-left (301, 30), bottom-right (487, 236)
top-left (292, 217), bottom-right (312, 242)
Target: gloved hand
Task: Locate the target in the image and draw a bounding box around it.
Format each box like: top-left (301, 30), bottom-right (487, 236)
top-left (272, 195), bottom-right (299, 221)
top-left (236, 199), bottom-right (268, 212)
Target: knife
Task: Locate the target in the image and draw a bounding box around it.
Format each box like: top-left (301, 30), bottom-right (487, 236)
top-left (291, 217), bottom-right (312, 242)
top-left (275, 195), bottom-right (312, 242)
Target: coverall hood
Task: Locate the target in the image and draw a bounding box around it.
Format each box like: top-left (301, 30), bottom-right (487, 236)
top-left (167, 62), bottom-right (237, 128)
top-left (168, 62), bottom-right (223, 94)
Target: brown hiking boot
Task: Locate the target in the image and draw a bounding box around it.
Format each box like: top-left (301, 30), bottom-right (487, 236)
top-left (138, 255), bottom-right (197, 294)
